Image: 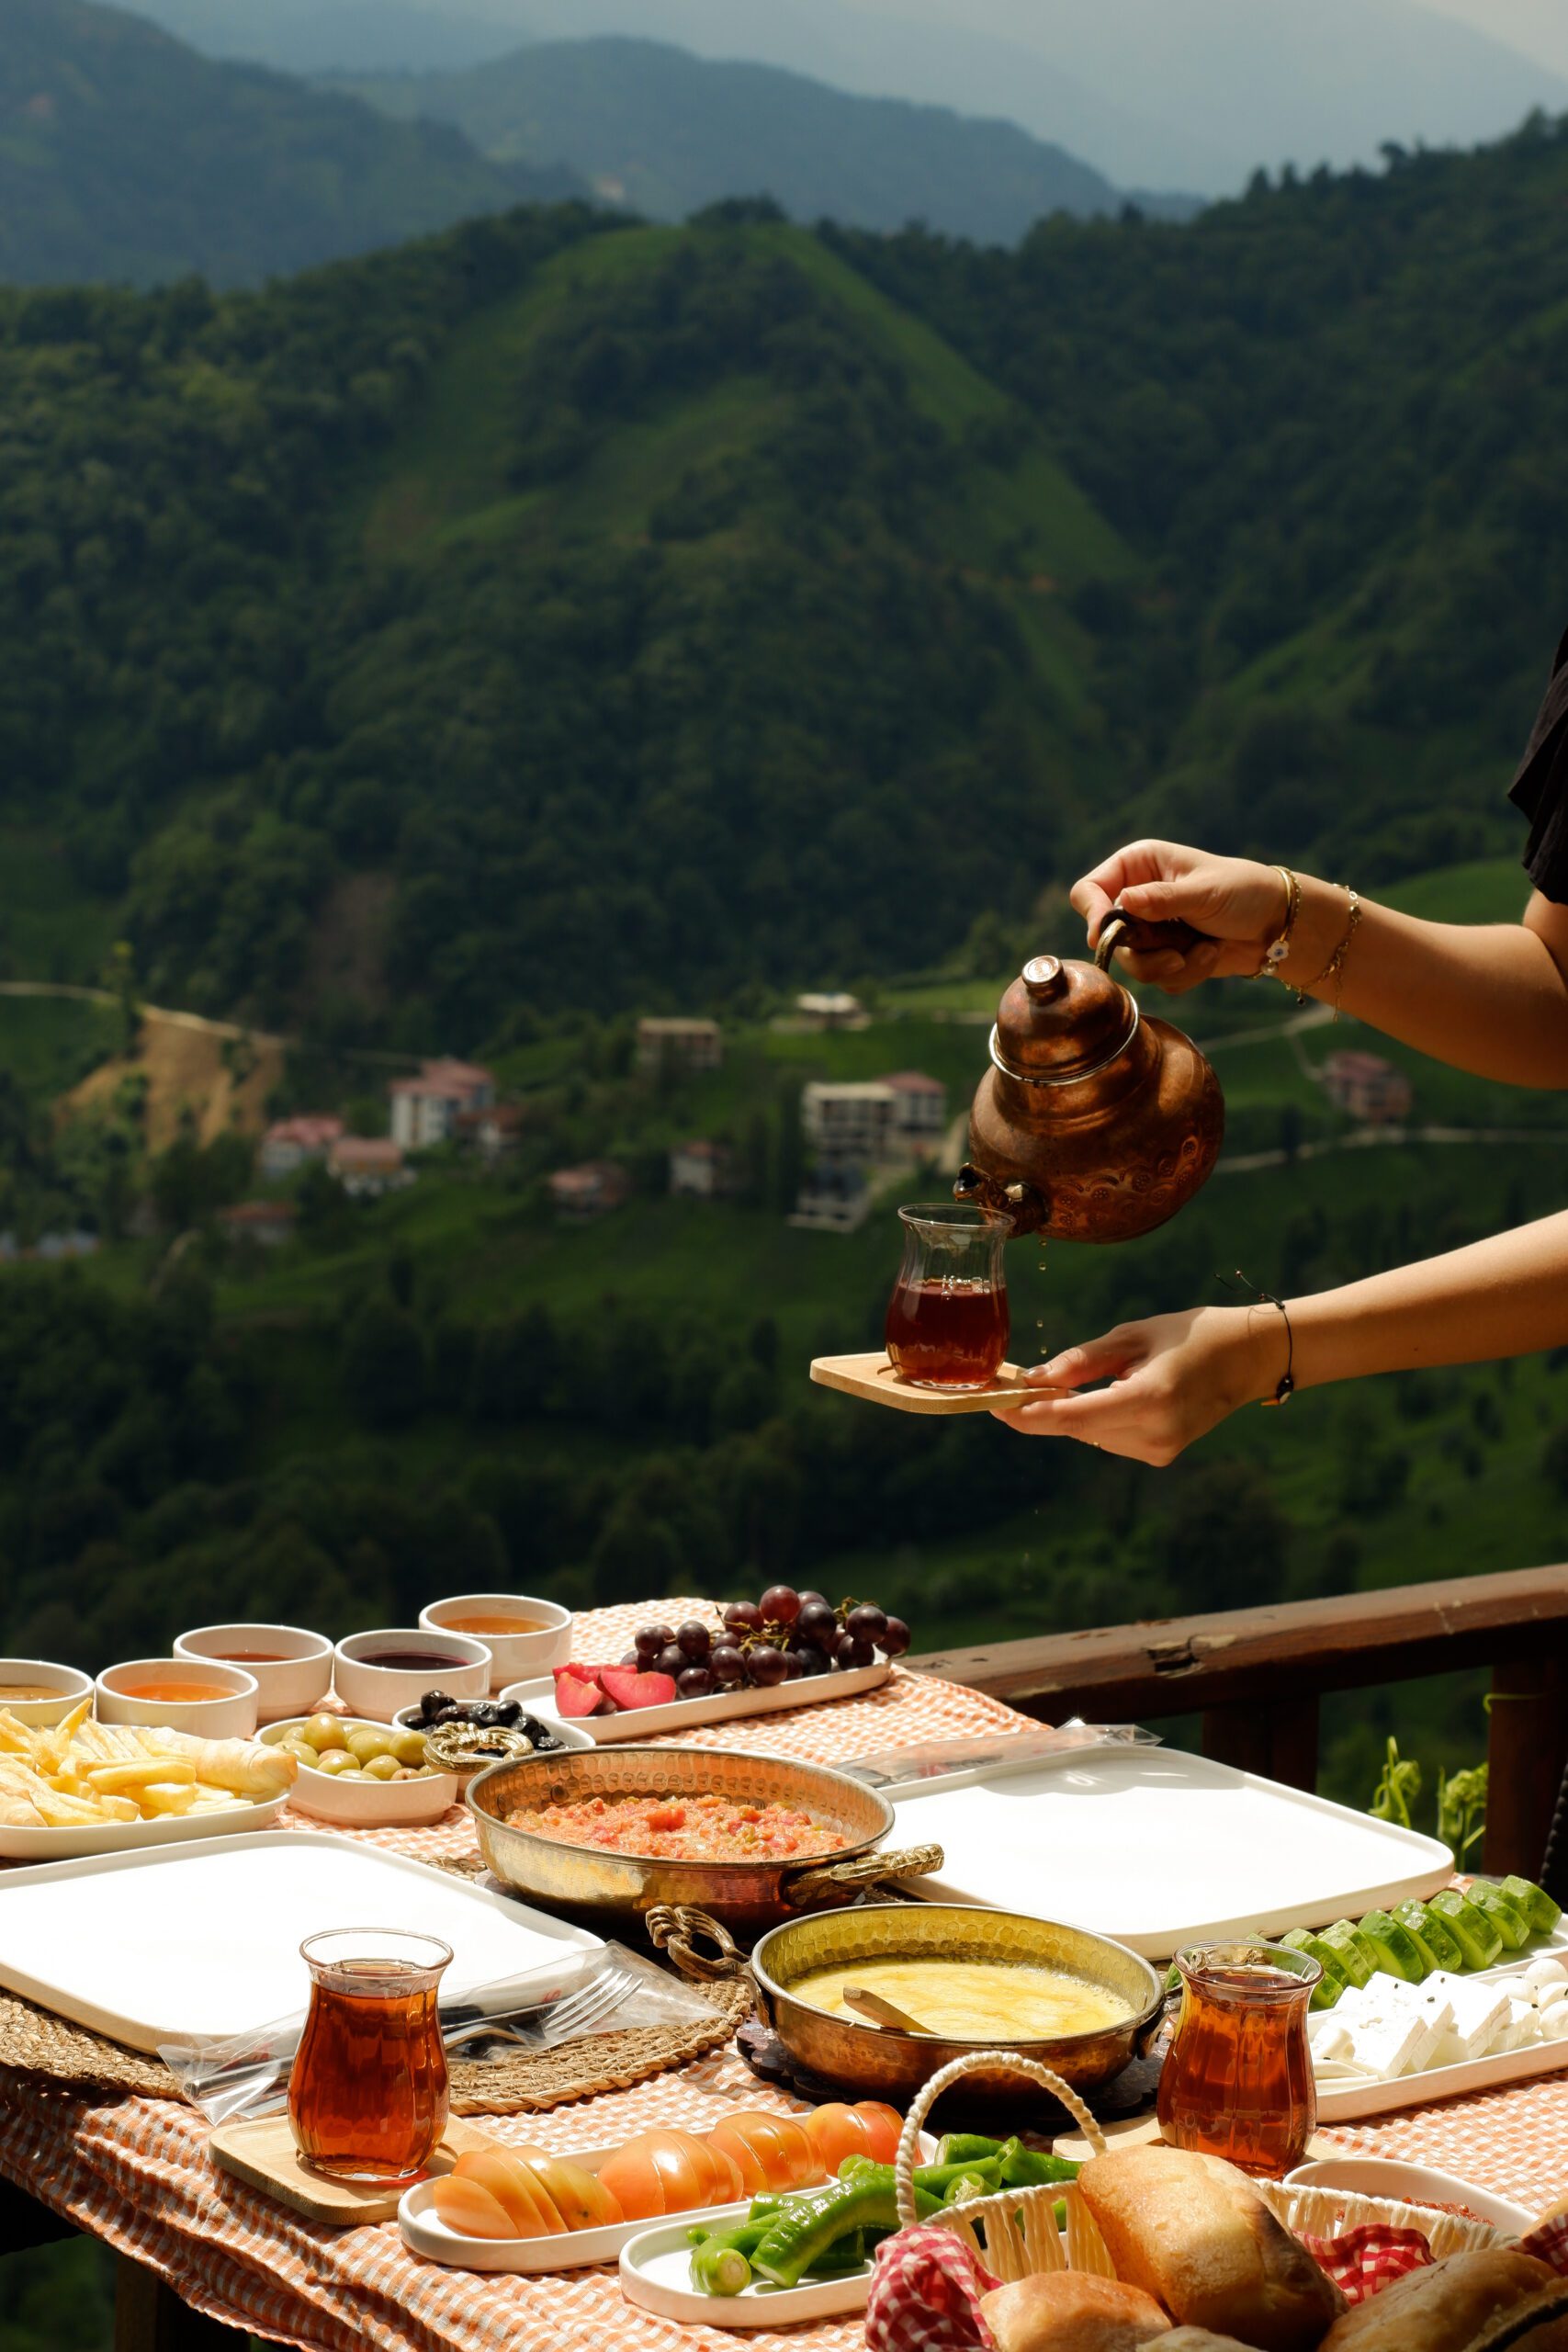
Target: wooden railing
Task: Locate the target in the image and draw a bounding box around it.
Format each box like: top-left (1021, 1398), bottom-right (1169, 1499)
top-left (912, 1564), bottom-right (1568, 1880)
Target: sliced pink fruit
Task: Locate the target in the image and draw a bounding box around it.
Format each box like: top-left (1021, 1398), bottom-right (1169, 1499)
top-left (553, 1661), bottom-right (600, 1685)
top-left (597, 1667), bottom-right (678, 1711)
top-left (555, 1675), bottom-right (607, 1718)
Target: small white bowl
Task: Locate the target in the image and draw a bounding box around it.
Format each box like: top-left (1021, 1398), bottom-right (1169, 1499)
top-left (96, 1657), bottom-right (259, 1740)
top-left (0, 1659), bottom-right (95, 1727)
top-left (1284, 2156), bottom-right (1534, 2233)
top-left (174, 1623), bottom-right (333, 1725)
top-left (420, 1593), bottom-right (572, 1690)
top-left (262, 1718), bottom-right (458, 1826)
top-left (333, 1630), bottom-right (491, 1723)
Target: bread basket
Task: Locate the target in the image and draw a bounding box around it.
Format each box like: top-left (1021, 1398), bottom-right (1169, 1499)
top-left (895, 2051), bottom-right (1504, 2290)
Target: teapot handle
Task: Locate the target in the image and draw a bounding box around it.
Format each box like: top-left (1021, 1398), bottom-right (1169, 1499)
top-left (1094, 911), bottom-right (1132, 971)
top-left (1095, 906), bottom-right (1208, 971)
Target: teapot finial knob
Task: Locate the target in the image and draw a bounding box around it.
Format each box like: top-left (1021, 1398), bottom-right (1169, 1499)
top-left (1021, 956), bottom-right (1066, 1000)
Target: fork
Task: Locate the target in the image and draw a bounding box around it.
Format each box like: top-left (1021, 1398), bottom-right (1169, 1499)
top-left (442, 1966), bottom-right (633, 2053)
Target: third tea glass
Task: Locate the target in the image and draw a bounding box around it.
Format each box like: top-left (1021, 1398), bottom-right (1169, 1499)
top-left (288, 1927), bottom-right (452, 2183)
top-left (884, 1203), bottom-right (1010, 1390)
top-left (1156, 1939), bottom-right (1320, 2177)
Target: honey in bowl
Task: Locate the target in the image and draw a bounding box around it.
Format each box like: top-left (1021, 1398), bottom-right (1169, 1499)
top-left (210, 1649), bottom-right (289, 1663)
top-left (788, 1956), bottom-right (1134, 2041)
top-left (435, 1611), bottom-right (549, 1636)
top-left (116, 1678), bottom-right (245, 1703)
top-left (0, 1683), bottom-right (66, 1702)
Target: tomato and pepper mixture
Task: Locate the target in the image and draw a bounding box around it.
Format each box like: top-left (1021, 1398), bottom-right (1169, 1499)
top-left (507, 1790), bottom-right (851, 1860)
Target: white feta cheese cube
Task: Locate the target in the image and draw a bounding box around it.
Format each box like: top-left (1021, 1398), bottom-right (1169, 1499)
top-left (1444, 1979), bottom-right (1512, 2059)
top-left (1351, 2009), bottom-right (1435, 2081)
top-left (1429, 2030), bottom-right (1468, 2069)
top-left (1310, 2018), bottom-right (1355, 2064)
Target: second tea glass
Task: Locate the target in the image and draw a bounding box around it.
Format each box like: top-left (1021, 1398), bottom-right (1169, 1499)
top-left (288, 1927), bottom-right (452, 2184)
top-left (884, 1202), bottom-right (1010, 1390)
top-left (1156, 1939), bottom-right (1320, 2177)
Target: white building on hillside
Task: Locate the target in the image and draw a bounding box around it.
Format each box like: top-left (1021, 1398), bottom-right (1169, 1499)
top-left (803, 1082), bottom-right (897, 1160)
top-left (389, 1059), bottom-right (494, 1149)
top-left (881, 1070), bottom-right (947, 1140)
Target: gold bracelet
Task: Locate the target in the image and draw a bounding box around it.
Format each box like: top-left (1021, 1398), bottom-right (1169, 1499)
top-left (1256, 866), bottom-right (1301, 980)
top-left (1297, 888), bottom-right (1360, 1018)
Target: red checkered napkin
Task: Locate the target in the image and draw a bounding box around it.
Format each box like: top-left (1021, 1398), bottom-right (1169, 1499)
top-left (1521, 2213), bottom-right (1568, 2275)
top-left (1300, 2224), bottom-right (1434, 2303)
top-left (865, 2225), bottom-right (999, 2352)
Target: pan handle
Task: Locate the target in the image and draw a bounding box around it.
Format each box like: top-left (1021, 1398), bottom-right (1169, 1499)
top-left (782, 1842), bottom-right (944, 1909)
top-left (647, 1903), bottom-right (749, 1983)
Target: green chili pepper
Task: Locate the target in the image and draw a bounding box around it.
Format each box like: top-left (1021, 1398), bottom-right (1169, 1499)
top-left (1000, 2149), bottom-right (1080, 2189)
top-left (750, 2178), bottom-right (939, 2290)
top-left (943, 2172), bottom-right (992, 2206)
top-left (691, 2239), bottom-right (754, 2298)
top-left (934, 2133), bottom-right (1005, 2167)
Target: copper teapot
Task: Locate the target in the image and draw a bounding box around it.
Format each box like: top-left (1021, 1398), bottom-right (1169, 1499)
top-left (953, 914), bottom-right (1224, 1242)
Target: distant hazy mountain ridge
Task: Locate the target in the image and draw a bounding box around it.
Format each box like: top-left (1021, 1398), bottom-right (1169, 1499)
top-left (333, 37), bottom-right (1198, 242)
top-left (0, 0), bottom-right (583, 289)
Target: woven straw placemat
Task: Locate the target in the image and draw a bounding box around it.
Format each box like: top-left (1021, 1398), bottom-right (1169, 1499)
top-left (0, 1869), bottom-right (751, 2115)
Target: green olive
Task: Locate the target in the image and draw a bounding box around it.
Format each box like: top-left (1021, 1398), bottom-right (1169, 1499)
top-left (389, 1729), bottom-right (426, 1767)
top-left (281, 1740), bottom-right (321, 1768)
top-left (364, 1754), bottom-right (401, 1781)
top-left (303, 1713), bottom-right (343, 1750)
top-left (315, 1748), bottom-right (354, 1774)
top-left (335, 1768), bottom-right (367, 1781)
top-left (345, 1726), bottom-right (394, 1764)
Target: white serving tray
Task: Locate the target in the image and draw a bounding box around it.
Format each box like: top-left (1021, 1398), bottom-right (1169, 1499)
top-left (0, 1790), bottom-right (289, 1863)
top-left (502, 1659), bottom-right (892, 1745)
top-left (1284, 2155), bottom-right (1534, 2232)
top-left (400, 2133), bottom-right (936, 2274)
top-left (0, 1830), bottom-right (600, 2050)
top-left (1314, 2030), bottom-right (1568, 2121)
top-left (618, 2203), bottom-right (875, 2327)
top-left (886, 1745), bottom-right (1454, 1960)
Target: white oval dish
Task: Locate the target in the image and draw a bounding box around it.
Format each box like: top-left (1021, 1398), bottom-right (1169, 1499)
top-left (261, 1719), bottom-right (458, 1826)
top-left (333, 1631), bottom-right (491, 1722)
top-left (174, 1623), bottom-right (333, 1724)
top-left (501, 1657), bottom-right (892, 1745)
top-left (0, 1790), bottom-right (289, 1863)
top-left (1284, 2156), bottom-right (1534, 2233)
top-left (96, 1658), bottom-right (258, 1741)
top-left (420, 1595), bottom-right (572, 1690)
top-left (618, 2206), bottom-right (875, 2326)
top-left (0, 1659), bottom-right (94, 1727)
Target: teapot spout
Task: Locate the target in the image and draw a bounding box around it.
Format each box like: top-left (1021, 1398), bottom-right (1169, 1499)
top-left (953, 1163), bottom-right (1046, 1238)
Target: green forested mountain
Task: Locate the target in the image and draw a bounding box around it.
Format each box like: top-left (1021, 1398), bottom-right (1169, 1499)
top-left (0, 0), bottom-right (581, 289)
top-left (331, 38), bottom-right (1189, 243)
top-left (4, 122), bottom-right (1568, 1045)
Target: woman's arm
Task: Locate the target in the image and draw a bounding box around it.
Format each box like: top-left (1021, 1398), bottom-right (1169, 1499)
top-left (992, 1207), bottom-right (1568, 1465)
top-left (1073, 841), bottom-right (1568, 1089)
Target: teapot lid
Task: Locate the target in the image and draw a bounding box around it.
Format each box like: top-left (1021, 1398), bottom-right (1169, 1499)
top-left (992, 955), bottom-right (1136, 1084)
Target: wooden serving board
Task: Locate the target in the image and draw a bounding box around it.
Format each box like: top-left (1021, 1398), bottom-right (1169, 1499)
top-left (810, 1351), bottom-right (1056, 1416)
top-left (209, 2111), bottom-right (499, 2224)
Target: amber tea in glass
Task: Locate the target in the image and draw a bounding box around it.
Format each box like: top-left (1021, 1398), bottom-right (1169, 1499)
top-left (288, 1928), bottom-right (452, 2184)
top-left (884, 1202), bottom-right (1010, 1390)
top-left (1156, 1939), bottom-right (1320, 2177)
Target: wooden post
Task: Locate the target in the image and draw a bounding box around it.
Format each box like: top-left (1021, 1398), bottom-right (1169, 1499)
top-left (1485, 1651), bottom-right (1568, 1878)
top-left (115, 2259), bottom-right (249, 2351)
top-left (1201, 1693), bottom-right (1320, 1792)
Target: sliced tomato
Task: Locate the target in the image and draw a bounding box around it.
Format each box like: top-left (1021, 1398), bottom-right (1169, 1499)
top-left (852, 2102), bottom-right (905, 2165)
top-left (432, 2175), bottom-right (519, 2240)
top-left (710, 2110), bottom-right (822, 2192)
top-left (450, 2151), bottom-right (552, 2237)
top-left (597, 2134), bottom-right (669, 2221)
top-left (805, 2101), bottom-right (879, 2174)
top-left (532, 2156), bottom-right (623, 2230)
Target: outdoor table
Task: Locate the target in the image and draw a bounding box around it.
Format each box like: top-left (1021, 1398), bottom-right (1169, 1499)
top-left (3, 1600), bottom-right (1566, 2352)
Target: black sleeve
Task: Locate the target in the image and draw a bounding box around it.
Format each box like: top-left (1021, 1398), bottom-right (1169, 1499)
top-left (1510, 628), bottom-right (1568, 905)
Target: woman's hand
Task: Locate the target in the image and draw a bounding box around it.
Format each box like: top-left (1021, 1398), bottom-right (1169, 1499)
top-left (990, 1306), bottom-right (1280, 1465)
top-left (1071, 839), bottom-right (1292, 993)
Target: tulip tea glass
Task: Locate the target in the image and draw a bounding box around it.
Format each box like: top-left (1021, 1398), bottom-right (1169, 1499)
top-left (288, 1928), bottom-right (452, 2183)
top-left (1156, 1939), bottom-right (1320, 2177)
top-left (884, 1203), bottom-right (1010, 1390)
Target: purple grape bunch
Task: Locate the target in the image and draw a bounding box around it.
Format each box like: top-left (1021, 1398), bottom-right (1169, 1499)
top-left (626, 1587), bottom-right (911, 1703)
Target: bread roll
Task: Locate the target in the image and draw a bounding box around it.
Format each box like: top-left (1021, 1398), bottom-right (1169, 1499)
top-left (1077, 2147), bottom-right (1344, 2352)
top-left (1150, 2335), bottom-right (1269, 2351)
top-left (1321, 2251), bottom-right (1568, 2352)
top-left (980, 2273), bottom-right (1170, 2352)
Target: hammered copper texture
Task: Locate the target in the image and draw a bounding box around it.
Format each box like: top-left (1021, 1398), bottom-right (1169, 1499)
top-left (467, 1745), bottom-right (899, 1934)
top-left (750, 1902), bottom-right (1162, 2103)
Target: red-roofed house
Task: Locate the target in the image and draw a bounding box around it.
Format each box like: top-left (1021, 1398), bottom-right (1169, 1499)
top-left (260, 1116), bottom-right (344, 1178)
top-left (330, 1137), bottom-right (412, 1198)
top-left (547, 1162), bottom-right (630, 1218)
top-left (1319, 1051), bottom-right (1413, 1125)
top-left (218, 1201), bottom-right (298, 1247)
top-left (670, 1139), bottom-right (733, 1199)
top-left (389, 1059), bottom-right (495, 1149)
top-left (880, 1070), bottom-right (947, 1140)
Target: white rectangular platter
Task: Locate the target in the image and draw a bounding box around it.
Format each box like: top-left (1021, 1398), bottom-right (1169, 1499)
top-left (1315, 2031), bottom-right (1568, 2121)
top-left (620, 2203), bottom-right (874, 2327)
top-left (502, 1660), bottom-right (891, 1746)
top-left (400, 2134), bottom-right (937, 2274)
top-left (886, 1745), bottom-right (1454, 1960)
top-left (0, 1830), bottom-right (600, 2050)
top-left (0, 1790), bottom-right (289, 1864)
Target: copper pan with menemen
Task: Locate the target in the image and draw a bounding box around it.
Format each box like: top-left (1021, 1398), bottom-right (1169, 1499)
top-left (465, 1745), bottom-right (944, 1939)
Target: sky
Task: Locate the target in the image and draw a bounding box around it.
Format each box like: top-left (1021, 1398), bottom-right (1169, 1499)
top-left (1412, 0), bottom-right (1568, 78)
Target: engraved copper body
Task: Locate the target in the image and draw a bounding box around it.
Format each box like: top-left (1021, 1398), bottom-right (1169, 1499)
top-left (750, 1903), bottom-right (1165, 2107)
top-left (954, 917), bottom-right (1224, 1242)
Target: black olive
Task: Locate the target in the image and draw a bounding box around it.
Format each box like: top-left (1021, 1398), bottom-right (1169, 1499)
top-left (434, 1703), bottom-right (466, 1724)
top-left (422, 1690), bottom-right (453, 1713)
top-left (495, 1700), bottom-right (523, 1724)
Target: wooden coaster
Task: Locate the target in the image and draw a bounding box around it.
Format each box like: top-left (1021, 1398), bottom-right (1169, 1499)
top-left (209, 2111), bottom-right (499, 2225)
top-left (810, 1353), bottom-right (1056, 1416)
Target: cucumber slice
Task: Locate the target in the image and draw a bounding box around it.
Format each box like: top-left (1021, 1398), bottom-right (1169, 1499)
top-left (1466, 1883), bottom-right (1531, 1951)
top-left (1359, 1910), bottom-right (1430, 1983)
top-left (1280, 1930), bottom-right (1348, 2007)
top-left (1499, 1874), bottom-right (1563, 1937)
top-left (1393, 1903), bottom-right (1445, 1973)
top-left (1428, 1888), bottom-right (1504, 1969)
top-left (1320, 1919), bottom-right (1378, 1987)
top-left (1403, 1901), bottom-right (1466, 1973)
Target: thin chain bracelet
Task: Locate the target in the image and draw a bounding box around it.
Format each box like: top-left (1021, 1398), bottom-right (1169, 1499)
top-left (1297, 887), bottom-right (1360, 1017)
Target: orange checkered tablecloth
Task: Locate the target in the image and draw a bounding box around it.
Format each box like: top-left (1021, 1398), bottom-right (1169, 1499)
top-left (3, 1600), bottom-right (1565, 2352)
